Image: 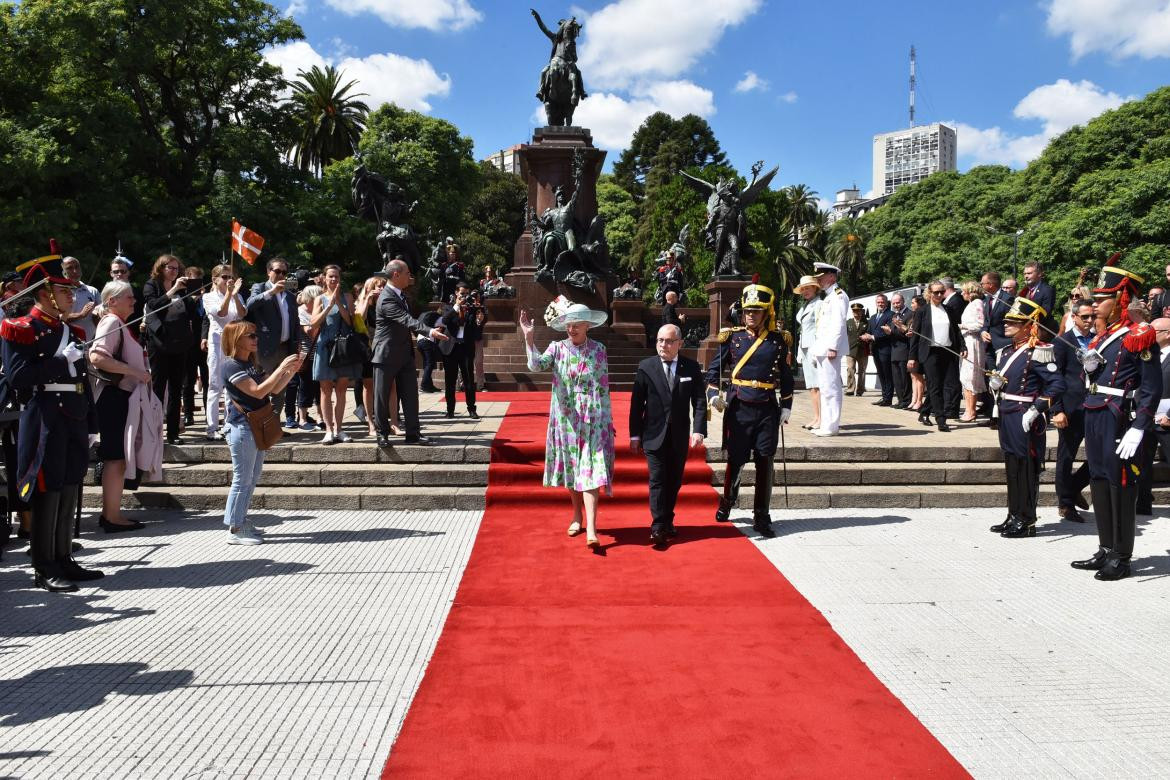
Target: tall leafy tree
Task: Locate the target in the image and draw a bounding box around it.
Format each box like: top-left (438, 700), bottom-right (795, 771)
top-left (459, 161), bottom-right (527, 275)
top-left (612, 112), bottom-right (726, 197)
top-left (596, 174), bottom-right (638, 272)
top-left (827, 217), bottom-right (868, 293)
top-left (288, 65), bottom-right (369, 177)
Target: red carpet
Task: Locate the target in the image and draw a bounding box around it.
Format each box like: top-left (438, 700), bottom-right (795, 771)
top-left (384, 392), bottom-right (968, 777)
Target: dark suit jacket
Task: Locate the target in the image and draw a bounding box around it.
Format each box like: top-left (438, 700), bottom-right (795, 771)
top-left (142, 278), bottom-right (197, 355)
top-left (661, 302), bottom-right (683, 330)
top-left (1152, 290), bottom-right (1170, 320)
top-left (909, 304), bottom-right (963, 363)
top-left (629, 354), bottom-right (707, 451)
top-left (981, 290), bottom-right (1015, 353)
top-left (245, 282), bottom-right (300, 357)
top-left (889, 306), bottom-right (911, 361)
top-left (1024, 280), bottom-right (1058, 335)
top-left (1052, 327), bottom-right (1092, 415)
top-left (942, 292), bottom-right (965, 325)
top-left (372, 285), bottom-right (430, 366)
top-left (866, 309), bottom-right (894, 356)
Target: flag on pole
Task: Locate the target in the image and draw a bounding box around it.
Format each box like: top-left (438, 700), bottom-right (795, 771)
top-left (231, 220), bottom-right (265, 265)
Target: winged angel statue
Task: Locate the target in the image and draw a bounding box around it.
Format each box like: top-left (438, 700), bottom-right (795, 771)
top-left (680, 163), bottom-right (778, 278)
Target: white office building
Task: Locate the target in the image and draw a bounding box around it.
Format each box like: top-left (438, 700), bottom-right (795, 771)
top-left (872, 123), bottom-right (957, 196)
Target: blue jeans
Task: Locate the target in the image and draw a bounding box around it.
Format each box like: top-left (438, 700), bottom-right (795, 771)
top-left (224, 419), bottom-right (265, 529)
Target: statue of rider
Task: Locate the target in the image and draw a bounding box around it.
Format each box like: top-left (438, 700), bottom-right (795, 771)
top-left (532, 8), bottom-right (586, 125)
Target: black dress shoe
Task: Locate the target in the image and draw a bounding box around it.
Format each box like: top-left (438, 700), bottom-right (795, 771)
top-left (1062, 507), bottom-right (1087, 523)
top-left (990, 514), bottom-right (1015, 533)
top-left (444, 411), bottom-right (454, 419)
top-left (1071, 549), bottom-right (1108, 570)
top-left (404, 435), bottom-right (432, 445)
top-left (715, 500), bottom-right (732, 522)
top-left (666, 526), bottom-right (679, 538)
top-left (752, 518), bottom-right (776, 538)
top-left (35, 571), bottom-right (78, 593)
top-left (376, 435), bottom-right (392, 448)
top-left (894, 402), bottom-right (909, 410)
top-left (937, 421), bottom-right (951, 432)
top-left (872, 399), bottom-right (892, 406)
top-left (650, 528), bottom-right (668, 547)
top-left (1094, 558), bottom-right (1131, 581)
top-left (420, 384), bottom-right (439, 393)
top-left (468, 410), bottom-right (480, 420)
top-left (919, 413), bottom-right (932, 426)
top-left (61, 557), bottom-right (104, 581)
top-left (99, 516), bottom-right (144, 533)
top-left (1075, 492), bottom-right (1090, 510)
top-left (1000, 518), bottom-right (1036, 538)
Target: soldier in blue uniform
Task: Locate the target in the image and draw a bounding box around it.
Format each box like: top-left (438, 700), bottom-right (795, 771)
top-left (705, 283), bottom-right (794, 538)
top-left (986, 297), bottom-right (1065, 538)
top-left (0, 246), bottom-right (101, 592)
top-left (1070, 255), bottom-right (1161, 581)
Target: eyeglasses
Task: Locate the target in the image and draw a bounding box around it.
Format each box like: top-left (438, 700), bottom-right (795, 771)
top-left (111, 269), bottom-right (128, 276)
top-left (930, 290), bottom-right (944, 295)
top-left (270, 269), bottom-right (288, 276)
top-left (656, 338), bottom-right (680, 344)
top-left (165, 265), bottom-right (182, 273)
top-left (218, 274), bottom-right (232, 280)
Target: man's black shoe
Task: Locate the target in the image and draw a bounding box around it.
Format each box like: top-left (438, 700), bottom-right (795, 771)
top-left (420, 384), bottom-right (439, 393)
top-left (376, 435), bottom-right (392, 448)
top-left (872, 399), bottom-right (892, 407)
top-left (1075, 492), bottom-right (1090, 510)
top-left (404, 435), bottom-right (432, 445)
top-left (894, 402), bottom-right (909, 410)
top-left (1094, 558), bottom-right (1131, 581)
top-left (666, 526), bottom-right (679, 538)
top-left (990, 514), bottom-right (1015, 533)
top-left (444, 411), bottom-right (455, 419)
top-left (468, 410), bottom-right (480, 420)
top-left (1061, 506), bottom-right (1087, 523)
top-left (650, 528), bottom-right (668, 547)
top-left (937, 421), bottom-right (951, 432)
top-left (752, 519), bottom-right (775, 538)
top-left (1071, 548), bottom-right (1108, 570)
top-left (1001, 518), bottom-right (1036, 538)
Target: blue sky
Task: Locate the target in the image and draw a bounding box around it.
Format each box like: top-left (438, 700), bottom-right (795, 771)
top-left (268, 0), bottom-right (1170, 206)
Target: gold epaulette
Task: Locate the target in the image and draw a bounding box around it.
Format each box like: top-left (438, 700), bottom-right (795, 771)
top-left (717, 327), bottom-right (743, 343)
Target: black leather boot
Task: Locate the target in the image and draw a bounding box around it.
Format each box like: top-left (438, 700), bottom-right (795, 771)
top-left (752, 456), bottom-right (775, 538)
top-left (1001, 515), bottom-right (1036, 537)
top-left (30, 491), bottom-right (77, 593)
top-left (1073, 480), bottom-right (1117, 571)
top-left (57, 485), bottom-right (103, 582)
top-left (1097, 484), bottom-right (1135, 581)
top-left (715, 460), bottom-right (744, 522)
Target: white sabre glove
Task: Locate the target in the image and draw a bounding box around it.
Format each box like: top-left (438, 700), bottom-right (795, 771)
top-left (780, 407), bottom-right (792, 424)
top-left (1021, 408), bottom-right (1041, 432)
top-left (988, 372), bottom-right (1005, 392)
top-left (1079, 348), bottom-right (1102, 373)
top-left (706, 388), bottom-right (725, 413)
top-left (59, 341), bottom-right (85, 378)
top-left (1115, 427), bottom-right (1145, 460)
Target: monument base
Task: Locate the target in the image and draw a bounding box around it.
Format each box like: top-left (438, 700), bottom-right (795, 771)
top-left (697, 278), bottom-right (750, 367)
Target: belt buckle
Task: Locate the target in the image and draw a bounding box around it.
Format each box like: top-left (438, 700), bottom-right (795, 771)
top-left (1089, 382), bottom-right (1097, 394)
top-left (75, 382), bottom-right (83, 393)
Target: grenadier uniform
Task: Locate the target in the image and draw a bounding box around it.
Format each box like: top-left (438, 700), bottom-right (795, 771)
top-left (0, 246), bottom-right (100, 592)
top-left (1071, 255), bottom-right (1161, 581)
top-left (987, 297), bottom-right (1065, 538)
top-left (705, 283), bottom-right (794, 537)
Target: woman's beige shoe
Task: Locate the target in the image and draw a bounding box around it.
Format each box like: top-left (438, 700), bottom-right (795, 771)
top-left (567, 521), bottom-right (582, 537)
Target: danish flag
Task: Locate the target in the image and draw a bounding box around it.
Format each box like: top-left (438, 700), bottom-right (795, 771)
top-left (231, 220), bottom-right (265, 265)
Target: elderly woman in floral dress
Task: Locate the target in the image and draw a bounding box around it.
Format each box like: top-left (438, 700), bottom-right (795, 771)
top-left (520, 302), bottom-right (615, 550)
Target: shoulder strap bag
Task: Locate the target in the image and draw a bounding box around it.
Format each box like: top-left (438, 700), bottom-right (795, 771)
top-left (231, 399), bottom-right (284, 450)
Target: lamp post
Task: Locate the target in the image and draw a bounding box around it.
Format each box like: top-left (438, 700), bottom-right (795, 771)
top-left (985, 226), bottom-right (1027, 280)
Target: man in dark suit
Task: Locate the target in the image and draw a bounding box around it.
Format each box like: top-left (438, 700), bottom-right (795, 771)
top-left (1052, 300), bottom-right (1094, 522)
top-left (1150, 264), bottom-right (1170, 318)
top-left (862, 293), bottom-right (895, 405)
top-left (371, 259), bottom-right (448, 447)
top-left (888, 292), bottom-right (912, 408)
top-left (979, 271), bottom-right (1014, 418)
top-left (245, 257), bottom-right (302, 418)
top-left (909, 281), bottom-right (965, 431)
top-left (941, 278), bottom-right (965, 324)
top-left (630, 324), bottom-right (707, 547)
top-left (661, 290), bottom-right (685, 331)
top-left (438, 281), bottom-right (479, 420)
top-left (1022, 262), bottom-right (1058, 334)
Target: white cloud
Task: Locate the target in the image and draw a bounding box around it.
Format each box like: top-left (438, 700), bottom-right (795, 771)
top-left (1046, 0), bottom-right (1170, 59)
top-left (952, 79), bottom-right (1133, 167)
top-left (577, 0), bottom-right (762, 89)
top-left (778, 90), bottom-right (797, 104)
top-left (265, 41), bottom-right (452, 112)
top-left (535, 80), bottom-right (715, 150)
top-left (734, 70), bottom-right (767, 93)
top-left (324, 0), bottom-right (481, 31)
top-left (286, 0), bottom-right (308, 17)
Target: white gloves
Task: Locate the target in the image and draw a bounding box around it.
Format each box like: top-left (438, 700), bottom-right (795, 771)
top-left (988, 372), bottom-right (1005, 392)
top-left (709, 394), bottom-right (726, 413)
top-left (59, 342), bottom-right (85, 377)
top-left (1079, 348), bottom-right (1102, 373)
top-left (1021, 408), bottom-right (1041, 432)
top-left (1116, 427), bottom-right (1145, 460)
top-left (780, 407), bottom-right (792, 424)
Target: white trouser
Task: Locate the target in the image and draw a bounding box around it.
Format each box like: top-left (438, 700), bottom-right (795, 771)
top-left (814, 354), bottom-right (843, 433)
top-left (206, 332), bottom-right (225, 432)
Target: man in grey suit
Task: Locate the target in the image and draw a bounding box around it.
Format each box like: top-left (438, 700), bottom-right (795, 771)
top-left (245, 257), bottom-right (302, 418)
top-left (371, 259), bottom-right (448, 447)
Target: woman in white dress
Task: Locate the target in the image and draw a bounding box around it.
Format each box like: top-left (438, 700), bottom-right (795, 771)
top-left (201, 264), bottom-right (246, 439)
top-left (958, 281), bottom-right (986, 422)
top-left (793, 276), bottom-right (822, 430)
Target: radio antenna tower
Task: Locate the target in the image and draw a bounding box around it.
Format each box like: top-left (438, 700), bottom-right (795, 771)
top-left (909, 45), bottom-right (916, 127)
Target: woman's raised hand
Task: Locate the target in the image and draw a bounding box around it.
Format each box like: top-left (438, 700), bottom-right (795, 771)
top-left (519, 309), bottom-right (534, 338)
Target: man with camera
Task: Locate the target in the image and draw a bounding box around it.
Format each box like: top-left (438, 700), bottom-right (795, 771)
top-left (245, 257), bottom-right (302, 418)
top-left (439, 281), bottom-right (481, 419)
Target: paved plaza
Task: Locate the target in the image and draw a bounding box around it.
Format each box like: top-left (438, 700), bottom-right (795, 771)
top-left (2, 498), bottom-right (1169, 777)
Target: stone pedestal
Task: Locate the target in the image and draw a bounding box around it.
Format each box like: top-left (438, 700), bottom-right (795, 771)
top-left (697, 278), bottom-right (750, 367)
top-left (507, 126), bottom-right (608, 320)
top-left (483, 297), bottom-right (517, 335)
top-left (610, 299), bottom-right (647, 346)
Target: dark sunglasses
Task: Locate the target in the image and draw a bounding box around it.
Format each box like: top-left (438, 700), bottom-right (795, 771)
top-left (270, 269), bottom-right (288, 276)
top-left (218, 274), bottom-right (233, 280)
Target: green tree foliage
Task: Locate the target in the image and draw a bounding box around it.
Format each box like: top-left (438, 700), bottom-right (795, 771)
top-left (289, 65), bottom-right (370, 177)
top-left (459, 162), bottom-right (527, 276)
top-left (595, 174), bottom-right (638, 271)
top-left (858, 86), bottom-right (1170, 300)
top-left (612, 112), bottom-right (726, 197)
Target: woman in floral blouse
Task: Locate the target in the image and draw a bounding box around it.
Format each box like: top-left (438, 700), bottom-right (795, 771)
top-left (520, 303), bottom-right (615, 549)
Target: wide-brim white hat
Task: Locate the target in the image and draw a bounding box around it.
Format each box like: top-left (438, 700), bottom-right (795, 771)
top-left (551, 303), bottom-right (607, 331)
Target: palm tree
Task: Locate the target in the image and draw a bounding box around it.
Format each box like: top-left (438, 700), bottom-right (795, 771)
top-left (288, 65), bottom-right (370, 176)
top-left (784, 183), bottom-right (820, 240)
top-left (828, 217), bottom-right (868, 292)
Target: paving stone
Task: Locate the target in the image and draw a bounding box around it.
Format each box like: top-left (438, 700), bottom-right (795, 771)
top-left (359, 488), bottom-right (457, 510)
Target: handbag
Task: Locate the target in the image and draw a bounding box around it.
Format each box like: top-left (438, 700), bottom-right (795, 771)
top-left (93, 324), bottom-right (126, 385)
top-left (329, 319), bottom-right (371, 368)
top-left (232, 399), bottom-right (284, 450)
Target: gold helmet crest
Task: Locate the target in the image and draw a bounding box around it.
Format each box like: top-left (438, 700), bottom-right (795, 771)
top-left (740, 283), bottom-right (777, 332)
